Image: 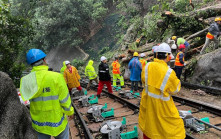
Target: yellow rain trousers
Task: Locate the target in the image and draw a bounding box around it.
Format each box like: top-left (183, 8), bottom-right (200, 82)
top-left (20, 65), bottom-right (74, 136)
top-left (113, 74), bottom-right (124, 86)
top-left (85, 60), bottom-right (97, 80)
top-left (139, 59), bottom-right (185, 139)
top-left (112, 60), bottom-right (124, 86)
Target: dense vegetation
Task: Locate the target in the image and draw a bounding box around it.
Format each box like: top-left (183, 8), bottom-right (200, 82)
top-left (0, 0), bottom-right (218, 86)
top-left (0, 0), bottom-right (31, 86)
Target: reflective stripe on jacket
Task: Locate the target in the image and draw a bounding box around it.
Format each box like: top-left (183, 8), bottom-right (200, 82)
top-left (175, 52), bottom-right (184, 66)
top-left (139, 59), bottom-right (185, 139)
top-left (85, 60), bottom-right (97, 80)
top-left (112, 61), bottom-right (120, 74)
top-left (64, 66), bottom-right (81, 89)
top-left (20, 65), bottom-right (74, 136)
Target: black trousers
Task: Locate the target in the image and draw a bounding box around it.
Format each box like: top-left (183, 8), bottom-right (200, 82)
top-left (174, 66), bottom-right (184, 79)
top-left (131, 81), bottom-right (139, 92)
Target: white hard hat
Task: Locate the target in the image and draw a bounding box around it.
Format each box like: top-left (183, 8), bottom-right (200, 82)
top-left (140, 53), bottom-right (145, 58)
top-left (171, 44), bottom-right (177, 49)
top-left (152, 46), bottom-right (158, 52)
top-left (100, 56), bottom-right (107, 61)
top-left (65, 61), bottom-right (70, 65)
top-left (155, 43), bottom-right (171, 53)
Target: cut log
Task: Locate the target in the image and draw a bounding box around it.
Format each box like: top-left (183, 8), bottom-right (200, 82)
top-left (186, 27), bottom-right (209, 41)
top-left (186, 45), bottom-right (203, 56)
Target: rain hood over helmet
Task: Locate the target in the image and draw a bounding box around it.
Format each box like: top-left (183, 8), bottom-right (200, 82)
top-left (26, 49), bottom-right (46, 65)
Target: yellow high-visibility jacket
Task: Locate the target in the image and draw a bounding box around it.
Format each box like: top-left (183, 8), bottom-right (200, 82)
top-left (20, 65), bottom-right (74, 136)
top-left (64, 66), bottom-right (81, 89)
top-left (85, 60), bottom-right (97, 80)
top-left (139, 59), bottom-right (185, 139)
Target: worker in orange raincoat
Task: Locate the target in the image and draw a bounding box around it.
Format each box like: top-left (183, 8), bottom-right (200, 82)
top-left (63, 61), bottom-right (82, 93)
top-left (139, 43), bottom-right (185, 139)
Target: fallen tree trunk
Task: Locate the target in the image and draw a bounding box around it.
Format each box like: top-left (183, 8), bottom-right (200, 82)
top-left (160, 3), bottom-right (221, 35)
top-left (164, 3), bottom-right (221, 19)
top-left (190, 3), bottom-right (221, 19)
top-left (186, 27), bottom-right (209, 41)
top-left (122, 51), bottom-right (153, 63)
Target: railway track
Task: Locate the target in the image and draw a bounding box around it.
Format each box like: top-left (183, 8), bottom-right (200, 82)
top-left (20, 73), bottom-right (220, 138)
top-left (124, 82), bottom-right (221, 116)
top-left (69, 79), bottom-right (221, 139)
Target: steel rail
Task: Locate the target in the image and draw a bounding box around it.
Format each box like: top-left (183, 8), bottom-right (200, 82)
top-left (125, 81), bottom-right (221, 96)
top-left (172, 96), bottom-right (221, 117)
top-left (181, 82), bottom-right (221, 95)
top-left (195, 118), bottom-right (221, 131)
top-left (81, 81), bottom-right (197, 139)
top-left (124, 83), bottom-right (221, 117)
top-left (72, 102), bottom-right (93, 139)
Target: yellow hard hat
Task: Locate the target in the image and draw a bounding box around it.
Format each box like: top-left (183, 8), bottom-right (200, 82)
top-left (215, 17), bottom-right (221, 22)
top-left (133, 52), bottom-right (139, 57)
top-left (172, 36), bottom-right (177, 40)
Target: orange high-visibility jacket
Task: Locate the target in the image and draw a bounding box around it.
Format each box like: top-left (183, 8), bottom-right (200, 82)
top-left (175, 52), bottom-right (184, 66)
top-left (206, 32), bottom-right (214, 39)
top-left (112, 61), bottom-right (120, 74)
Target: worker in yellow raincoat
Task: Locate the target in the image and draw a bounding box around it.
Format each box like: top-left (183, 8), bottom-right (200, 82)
top-left (85, 60), bottom-right (98, 90)
top-left (60, 61), bottom-right (66, 74)
top-left (63, 61), bottom-right (82, 93)
top-left (139, 43), bottom-right (185, 139)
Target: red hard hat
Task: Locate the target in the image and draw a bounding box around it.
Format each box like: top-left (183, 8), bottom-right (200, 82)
top-left (179, 44), bottom-right (185, 49)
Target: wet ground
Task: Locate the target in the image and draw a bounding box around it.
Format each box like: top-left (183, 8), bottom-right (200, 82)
top-left (68, 85), bottom-right (221, 139)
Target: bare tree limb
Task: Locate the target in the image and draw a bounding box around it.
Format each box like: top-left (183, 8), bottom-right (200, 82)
top-left (186, 27), bottom-right (209, 41)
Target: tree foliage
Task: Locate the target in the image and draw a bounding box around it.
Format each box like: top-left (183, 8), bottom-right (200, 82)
top-left (31, 0), bottom-right (92, 49)
top-left (71, 59), bottom-right (85, 69)
top-left (11, 0), bottom-right (109, 51)
top-left (0, 0), bottom-right (31, 86)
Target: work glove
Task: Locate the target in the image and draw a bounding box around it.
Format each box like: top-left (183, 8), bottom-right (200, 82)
top-left (184, 63), bottom-right (187, 66)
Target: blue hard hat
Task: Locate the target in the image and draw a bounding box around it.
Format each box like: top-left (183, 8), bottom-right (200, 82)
top-left (26, 49), bottom-right (46, 65)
